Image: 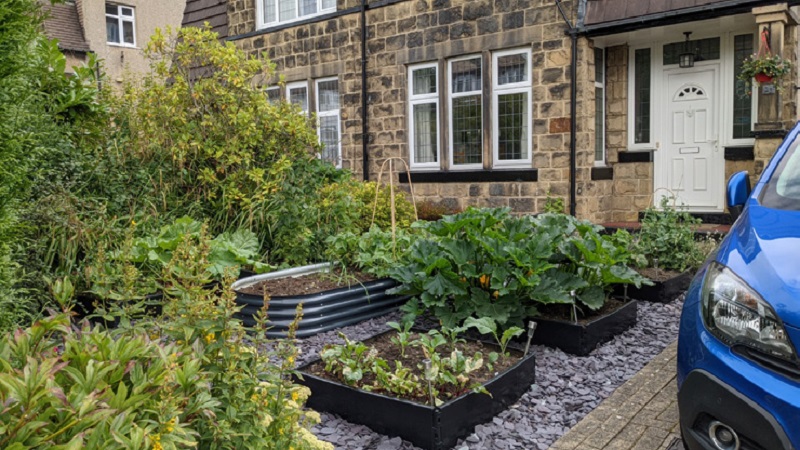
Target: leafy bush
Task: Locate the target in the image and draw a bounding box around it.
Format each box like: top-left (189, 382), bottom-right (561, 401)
top-left (415, 200), bottom-right (462, 221)
top-left (532, 213), bottom-right (649, 310)
top-left (127, 217), bottom-right (271, 277)
top-left (632, 197), bottom-right (707, 272)
top-left (390, 208), bottom-right (650, 331)
top-left (0, 0), bottom-right (109, 330)
top-left (0, 236), bottom-right (333, 450)
top-left (390, 208), bottom-right (556, 329)
top-left (348, 181), bottom-right (417, 232)
top-left (326, 225), bottom-right (420, 278)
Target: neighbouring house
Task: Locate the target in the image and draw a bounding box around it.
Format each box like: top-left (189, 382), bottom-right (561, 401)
top-left (42, 0), bottom-right (187, 87)
top-left (182, 0), bottom-right (800, 223)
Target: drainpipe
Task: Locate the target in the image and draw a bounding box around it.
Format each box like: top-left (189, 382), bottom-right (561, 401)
top-left (361, 0), bottom-right (369, 181)
top-left (556, 0), bottom-right (578, 216)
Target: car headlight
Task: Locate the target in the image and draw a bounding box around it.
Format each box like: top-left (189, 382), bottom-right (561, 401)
top-left (702, 262), bottom-right (796, 361)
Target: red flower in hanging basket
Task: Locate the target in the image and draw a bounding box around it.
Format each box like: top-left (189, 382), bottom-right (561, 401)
top-left (755, 73), bottom-right (774, 83)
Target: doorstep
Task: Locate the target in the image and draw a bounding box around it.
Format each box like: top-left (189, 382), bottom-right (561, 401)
top-left (549, 341), bottom-right (682, 450)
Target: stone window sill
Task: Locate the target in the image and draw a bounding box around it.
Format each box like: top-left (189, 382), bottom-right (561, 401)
top-left (398, 169), bottom-right (538, 183)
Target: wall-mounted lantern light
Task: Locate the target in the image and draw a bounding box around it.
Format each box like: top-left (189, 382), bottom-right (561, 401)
top-left (679, 32), bottom-right (695, 68)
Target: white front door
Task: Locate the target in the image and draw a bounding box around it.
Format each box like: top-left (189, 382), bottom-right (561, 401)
top-left (655, 66), bottom-right (724, 211)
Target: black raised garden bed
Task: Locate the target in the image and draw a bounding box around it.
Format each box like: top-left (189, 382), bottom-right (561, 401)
top-left (232, 263), bottom-right (410, 338)
top-left (295, 332), bottom-right (537, 450)
top-left (615, 271), bottom-right (693, 303)
top-left (531, 299), bottom-right (638, 356)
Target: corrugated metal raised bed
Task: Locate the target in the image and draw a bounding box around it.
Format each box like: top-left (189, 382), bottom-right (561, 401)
top-left (231, 263), bottom-right (409, 338)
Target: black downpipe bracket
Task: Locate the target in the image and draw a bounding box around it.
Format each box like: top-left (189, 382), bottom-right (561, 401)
top-left (360, 0), bottom-right (369, 181)
top-left (555, 0), bottom-right (578, 216)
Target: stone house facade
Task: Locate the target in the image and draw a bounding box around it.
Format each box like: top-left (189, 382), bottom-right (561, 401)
top-left (184, 0), bottom-right (800, 223)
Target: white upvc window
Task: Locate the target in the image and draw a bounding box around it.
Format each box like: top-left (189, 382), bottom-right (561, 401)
top-left (106, 4), bottom-right (135, 47)
top-left (257, 0), bottom-right (336, 29)
top-left (594, 47), bottom-right (606, 165)
top-left (286, 81), bottom-right (308, 113)
top-left (627, 46), bottom-right (654, 150)
top-left (408, 63), bottom-right (440, 170)
top-left (492, 48), bottom-right (532, 168)
top-left (449, 55), bottom-right (483, 170)
top-left (265, 86), bottom-right (281, 105)
top-left (316, 77), bottom-right (341, 167)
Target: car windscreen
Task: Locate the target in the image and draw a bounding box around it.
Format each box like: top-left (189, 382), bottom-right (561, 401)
top-left (761, 134), bottom-right (800, 210)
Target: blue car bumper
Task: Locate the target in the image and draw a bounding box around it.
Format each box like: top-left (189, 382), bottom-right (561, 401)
top-left (677, 275), bottom-right (800, 450)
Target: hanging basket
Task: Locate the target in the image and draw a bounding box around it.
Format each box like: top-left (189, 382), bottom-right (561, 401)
top-left (755, 73), bottom-right (774, 83)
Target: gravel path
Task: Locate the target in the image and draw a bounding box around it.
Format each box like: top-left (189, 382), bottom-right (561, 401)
top-left (298, 297), bottom-right (685, 450)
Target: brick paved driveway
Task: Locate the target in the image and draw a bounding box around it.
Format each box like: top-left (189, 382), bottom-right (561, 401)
top-left (549, 342), bottom-right (683, 450)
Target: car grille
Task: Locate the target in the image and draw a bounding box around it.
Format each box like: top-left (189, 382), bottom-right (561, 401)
top-left (733, 345), bottom-right (800, 381)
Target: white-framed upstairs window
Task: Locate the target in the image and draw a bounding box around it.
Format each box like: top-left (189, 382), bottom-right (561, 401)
top-left (257, 0), bottom-right (336, 29)
top-left (106, 4), bottom-right (135, 47)
top-left (492, 48), bottom-right (532, 168)
top-left (408, 63), bottom-right (440, 170)
top-left (594, 47), bottom-right (606, 165)
top-left (316, 77), bottom-right (341, 167)
top-left (449, 55), bottom-right (483, 170)
top-left (286, 81), bottom-right (308, 113)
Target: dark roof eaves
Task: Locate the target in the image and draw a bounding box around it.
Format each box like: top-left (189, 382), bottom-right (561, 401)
top-left (580, 0), bottom-right (800, 37)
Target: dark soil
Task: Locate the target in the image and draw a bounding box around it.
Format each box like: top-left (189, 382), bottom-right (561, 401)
top-left (238, 267), bottom-right (377, 296)
top-left (636, 267), bottom-right (685, 283)
top-left (536, 296), bottom-right (628, 325)
top-left (305, 330), bottom-right (523, 404)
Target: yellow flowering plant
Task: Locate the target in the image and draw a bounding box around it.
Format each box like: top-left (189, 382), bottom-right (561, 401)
top-left (0, 233), bottom-right (332, 450)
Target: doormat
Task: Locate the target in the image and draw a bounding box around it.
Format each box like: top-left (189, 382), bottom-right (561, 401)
top-left (666, 437), bottom-right (685, 450)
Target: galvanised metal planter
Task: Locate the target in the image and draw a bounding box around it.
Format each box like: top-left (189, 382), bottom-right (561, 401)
top-left (294, 331), bottom-right (537, 450)
top-left (232, 263), bottom-right (409, 338)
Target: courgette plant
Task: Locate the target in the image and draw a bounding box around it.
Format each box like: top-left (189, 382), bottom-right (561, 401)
top-left (389, 208), bottom-right (556, 330)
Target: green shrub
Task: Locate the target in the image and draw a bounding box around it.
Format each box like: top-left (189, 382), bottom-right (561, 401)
top-left (632, 197), bottom-right (707, 272)
top-left (326, 225), bottom-right (420, 278)
top-left (415, 200), bottom-right (462, 221)
top-left (348, 181), bottom-right (417, 233)
top-left (532, 213), bottom-right (650, 311)
top-left (390, 208), bottom-right (650, 331)
top-left (390, 208), bottom-right (556, 329)
top-left (0, 236), bottom-right (333, 450)
top-left (0, 0), bottom-right (110, 329)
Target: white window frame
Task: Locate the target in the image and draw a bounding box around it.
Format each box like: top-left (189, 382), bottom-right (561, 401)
top-left (265, 86), bottom-right (281, 104)
top-left (316, 77), bottom-right (342, 168)
top-left (723, 31), bottom-right (757, 147)
top-left (594, 47), bottom-right (607, 166)
top-left (627, 45), bottom-right (656, 151)
top-left (408, 63), bottom-right (441, 170)
top-left (106, 4), bottom-right (136, 47)
top-left (256, 0), bottom-right (336, 30)
top-left (492, 48), bottom-right (532, 168)
top-left (448, 55), bottom-right (484, 171)
top-left (286, 81), bottom-right (309, 113)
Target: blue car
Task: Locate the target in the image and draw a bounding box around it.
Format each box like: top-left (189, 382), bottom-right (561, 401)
top-left (677, 122), bottom-right (800, 450)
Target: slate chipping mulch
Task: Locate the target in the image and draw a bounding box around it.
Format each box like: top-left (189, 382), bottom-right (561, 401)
top-left (296, 297), bottom-right (685, 450)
